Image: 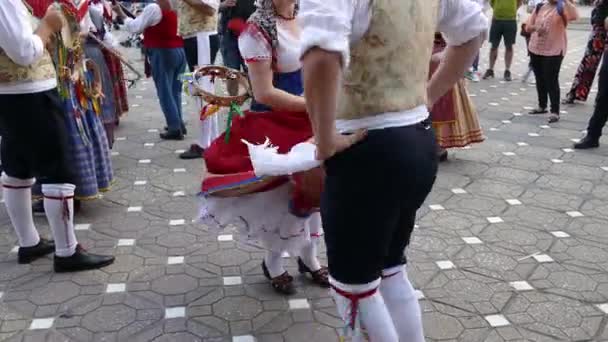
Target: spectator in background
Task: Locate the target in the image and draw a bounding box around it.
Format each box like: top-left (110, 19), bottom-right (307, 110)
top-left (465, 0), bottom-right (491, 82)
top-left (483, 0), bottom-right (521, 81)
top-left (219, 0), bottom-right (256, 95)
top-left (526, 0), bottom-right (578, 123)
top-left (563, 0), bottom-right (608, 104)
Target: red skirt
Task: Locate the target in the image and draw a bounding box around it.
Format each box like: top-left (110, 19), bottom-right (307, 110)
top-left (204, 110), bottom-right (313, 175)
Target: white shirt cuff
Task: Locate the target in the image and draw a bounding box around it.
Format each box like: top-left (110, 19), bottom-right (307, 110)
top-left (300, 27), bottom-right (350, 69)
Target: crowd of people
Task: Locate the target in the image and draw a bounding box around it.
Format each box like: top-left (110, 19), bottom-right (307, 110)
top-left (2, 0), bottom-right (608, 340)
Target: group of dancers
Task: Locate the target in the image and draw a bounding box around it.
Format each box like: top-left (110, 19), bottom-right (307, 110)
top-left (1, 0), bottom-right (490, 340)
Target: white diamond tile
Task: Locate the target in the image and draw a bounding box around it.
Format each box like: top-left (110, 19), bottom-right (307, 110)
top-left (523, 106), bottom-right (534, 110)
top-left (173, 168), bottom-right (187, 173)
top-left (480, 89), bottom-right (487, 93)
top-left (116, 137), bottom-right (127, 141)
top-left (233, 336), bottom-right (256, 342)
top-left (429, 204), bottom-right (445, 211)
top-left (111, 151), bottom-right (120, 156)
top-left (528, 133), bottom-right (540, 137)
top-left (451, 188), bottom-right (467, 194)
top-left (562, 148), bottom-right (574, 153)
top-left (533, 254), bottom-right (554, 263)
top-left (117, 239), bottom-right (135, 247)
top-left (462, 237), bottom-right (483, 245)
top-left (602, 167), bottom-right (608, 172)
top-left (489, 128), bottom-right (499, 131)
top-left (571, 138), bottom-right (581, 143)
top-left (0, 291), bottom-right (3, 299)
top-left (567, 211), bottom-right (584, 218)
top-left (168, 256), bottom-right (185, 265)
top-left (485, 314), bottom-right (510, 327)
top-left (501, 97), bottom-right (509, 101)
top-left (502, 152), bottom-right (516, 156)
top-left (516, 142), bottom-right (529, 146)
top-left (509, 281), bottom-right (533, 291)
top-left (106, 283), bottom-right (126, 293)
top-left (491, 85), bottom-right (498, 88)
top-left (134, 180), bottom-right (147, 186)
top-left (288, 299), bottom-right (310, 310)
top-left (415, 290), bottom-right (425, 300)
top-left (551, 159), bottom-right (564, 164)
top-left (510, 92), bottom-right (519, 96)
top-left (487, 217), bottom-right (504, 223)
top-left (144, 143), bottom-right (155, 147)
top-left (596, 304), bottom-right (608, 314)
top-left (165, 307), bottom-right (186, 319)
top-left (560, 110), bottom-right (568, 114)
top-left (75, 223), bottom-right (91, 231)
top-left (539, 125), bottom-right (550, 129)
top-left (132, 104), bottom-right (140, 108)
top-left (10, 246), bottom-right (18, 253)
top-left (513, 112), bottom-right (523, 116)
top-left (489, 102), bottom-right (499, 106)
top-left (223, 276), bottom-right (243, 286)
top-left (218, 234), bottom-right (234, 242)
top-left (282, 251), bottom-right (290, 258)
top-left (147, 129), bottom-right (159, 133)
top-left (29, 318), bottom-right (54, 330)
top-left (551, 231), bottom-right (570, 238)
top-left (169, 219), bottom-right (186, 226)
top-left (502, 120), bottom-right (511, 124)
top-left (506, 199), bottom-right (522, 206)
top-left (138, 159), bottom-right (151, 164)
top-left (172, 191), bottom-right (186, 197)
top-left (436, 260), bottom-right (455, 270)
top-left (127, 206), bottom-right (142, 212)
top-left (174, 149), bottom-right (186, 154)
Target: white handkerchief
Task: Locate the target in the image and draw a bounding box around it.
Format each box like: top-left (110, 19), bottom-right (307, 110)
top-left (243, 139), bottom-right (321, 176)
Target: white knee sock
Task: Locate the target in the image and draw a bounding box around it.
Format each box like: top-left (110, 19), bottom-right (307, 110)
top-left (2, 174), bottom-right (40, 247)
top-left (380, 265), bottom-right (425, 342)
top-left (331, 277), bottom-right (398, 342)
top-left (298, 212), bottom-right (322, 271)
top-left (264, 250), bottom-right (285, 278)
top-left (42, 184), bottom-right (78, 257)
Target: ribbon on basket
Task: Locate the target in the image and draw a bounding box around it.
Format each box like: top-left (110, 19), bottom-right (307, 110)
top-left (224, 102), bottom-right (245, 143)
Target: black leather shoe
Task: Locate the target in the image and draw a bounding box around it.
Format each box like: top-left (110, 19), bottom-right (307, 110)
top-left (574, 135), bottom-right (600, 149)
top-left (160, 130), bottom-right (184, 141)
top-left (179, 144), bottom-right (204, 159)
top-left (164, 124), bottom-right (187, 135)
top-left (18, 238), bottom-right (55, 264)
top-left (54, 245), bottom-right (115, 273)
top-left (504, 70), bottom-right (512, 82)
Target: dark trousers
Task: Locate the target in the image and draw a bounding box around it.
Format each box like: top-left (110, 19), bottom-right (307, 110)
top-left (586, 54), bottom-right (608, 139)
top-left (321, 120), bottom-right (438, 284)
top-left (0, 90), bottom-right (72, 184)
top-left (183, 34), bottom-right (220, 72)
top-left (530, 53), bottom-right (564, 114)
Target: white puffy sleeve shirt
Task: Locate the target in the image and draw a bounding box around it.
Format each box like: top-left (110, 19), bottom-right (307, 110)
top-left (298, 0), bottom-right (490, 132)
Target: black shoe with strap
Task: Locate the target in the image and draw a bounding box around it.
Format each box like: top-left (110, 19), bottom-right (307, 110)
top-left (18, 238), bottom-right (55, 264)
top-left (482, 69), bottom-right (495, 80)
top-left (297, 258), bottom-right (329, 288)
top-left (54, 245), bottom-right (115, 273)
top-left (574, 135), bottom-right (600, 149)
top-left (262, 261), bottom-right (297, 295)
top-left (504, 70), bottom-right (512, 82)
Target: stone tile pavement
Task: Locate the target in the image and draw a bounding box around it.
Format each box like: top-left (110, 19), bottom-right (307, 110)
top-left (2, 29), bottom-right (608, 341)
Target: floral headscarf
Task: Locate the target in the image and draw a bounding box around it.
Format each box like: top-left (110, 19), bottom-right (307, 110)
top-left (248, 0), bottom-right (299, 51)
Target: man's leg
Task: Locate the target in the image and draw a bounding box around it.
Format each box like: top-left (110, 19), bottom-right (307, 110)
top-left (149, 49), bottom-right (183, 136)
top-left (576, 56), bottom-right (608, 148)
top-left (503, 20), bottom-right (517, 80)
top-left (484, 20), bottom-right (500, 79)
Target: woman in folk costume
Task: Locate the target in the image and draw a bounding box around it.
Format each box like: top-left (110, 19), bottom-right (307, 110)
top-left (90, 0), bottom-right (130, 145)
top-left (29, 0), bottom-right (114, 208)
top-left (430, 33), bottom-right (485, 161)
top-left (84, 2), bottom-right (120, 148)
top-left (200, 0), bottom-right (328, 295)
top-left (563, 0), bottom-right (608, 104)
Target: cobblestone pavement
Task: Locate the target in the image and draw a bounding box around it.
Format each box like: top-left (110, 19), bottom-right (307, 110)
top-left (2, 29), bottom-right (608, 342)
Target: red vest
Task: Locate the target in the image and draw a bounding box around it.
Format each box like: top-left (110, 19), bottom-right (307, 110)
top-left (143, 9), bottom-right (184, 49)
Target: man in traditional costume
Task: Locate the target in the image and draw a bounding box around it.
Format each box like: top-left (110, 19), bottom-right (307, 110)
top-left (298, 0), bottom-right (488, 340)
top-left (0, 0), bottom-right (114, 272)
top-left (176, 0), bottom-right (222, 158)
top-left (116, 0), bottom-right (188, 140)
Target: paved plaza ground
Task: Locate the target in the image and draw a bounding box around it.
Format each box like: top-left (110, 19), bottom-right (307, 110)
top-left (2, 27), bottom-right (608, 342)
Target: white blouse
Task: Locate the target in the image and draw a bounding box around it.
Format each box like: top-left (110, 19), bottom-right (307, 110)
top-left (298, 0), bottom-right (490, 132)
top-left (238, 20), bottom-right (302, 73)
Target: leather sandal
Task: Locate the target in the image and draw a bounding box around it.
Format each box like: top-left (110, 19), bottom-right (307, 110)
top-left (297, 258), bottom-right (330, 288)
top-left (262, 261), bottom-right (297, 295)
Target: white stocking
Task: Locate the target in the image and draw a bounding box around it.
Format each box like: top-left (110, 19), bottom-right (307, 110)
top-left (264, 250), bottom-right (285, 278)
top-left (380, 265), bottom-right (425, 342)
top-left (2, 174), bottom-right (40, 247)
top-left (331, 277), bottom-right (398, 342)
top-left (42, 184), bottom-right (77, 257)
top-left (298, 212), bottom-right (322, 271)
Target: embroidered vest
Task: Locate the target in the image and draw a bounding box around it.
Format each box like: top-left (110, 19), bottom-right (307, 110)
top-left (0, 2), bottom-right (56, 85)
top-left (177, 1), bottom-right (218, 37)
top-left (337, 0), bottom-right (438, 120)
